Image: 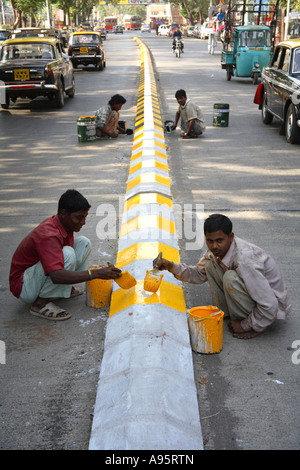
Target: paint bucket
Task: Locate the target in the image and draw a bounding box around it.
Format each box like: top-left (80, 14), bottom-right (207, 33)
top-left (164, 120), bottom-right (174, 133)
top-left (86, 266), bottom-right (112, 308)
top-left (213, 103), bottom-right (229, 127)
top-left (188, 305), bottom-right (224, 354)
top-left (77, 116), bottom-right (96, 142)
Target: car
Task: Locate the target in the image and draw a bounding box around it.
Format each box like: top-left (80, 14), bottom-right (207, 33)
top-left (158, 25), bottom-right (170, 37)
top-left (141, 24), bottom-right (151, 33)
top-left (99, 28), bottom-right (107, 40)
top-left (200, 21), bottom-right (212, 39)
top-left (94, 27), bottom-right (107, 40)
top-left (114, 26), bottom-right (123, 34)
top-left (68, 31), bottom-right (106, 70)
top-left (0, 36), bottom-right (75, 109)
top-left (193, 23), bottom-right (201, 38)
top-left (254, 38), bottom-right (300, 144)
top-left (187, 26), bottom-right (194, 37)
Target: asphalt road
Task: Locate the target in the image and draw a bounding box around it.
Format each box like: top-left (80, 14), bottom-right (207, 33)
top-left (0, 31), bottom-right (299, 451)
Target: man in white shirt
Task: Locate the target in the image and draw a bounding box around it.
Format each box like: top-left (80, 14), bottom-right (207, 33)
top-left (155, 214), bottom-right (292, 339)
top-left (172, 89), bottom-right (206, 139)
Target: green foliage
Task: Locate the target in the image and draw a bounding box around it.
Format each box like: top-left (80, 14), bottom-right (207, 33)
top-left (170, 0), bottom-right (210, 23)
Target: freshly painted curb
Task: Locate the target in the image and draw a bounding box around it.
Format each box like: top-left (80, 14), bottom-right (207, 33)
top-left (89, 38), bottom-right (203, 450)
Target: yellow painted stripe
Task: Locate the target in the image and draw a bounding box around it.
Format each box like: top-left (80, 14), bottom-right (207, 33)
top-left (120, 215), bottom-right (175, 237)
top-left (154, 149), bottom-right (167, 159)
top-left (116, 242), bottom-right (180, 268)
top-left (129, 160), bottom-right (169, 175)
top-left (109, 280), bottom-right (186, 317)
top-left (130, 150), bottom-right (143, 161)
top-left (135, 118), bottom-right (144, 127)
top-left (132, 141), bottom-right (143, 151)
top-left (154, 140), bottom-right (166, 150)
top-left (123, 193), bottom-right (173, 211)
top-left (126, 173), bottom-right (170, 191)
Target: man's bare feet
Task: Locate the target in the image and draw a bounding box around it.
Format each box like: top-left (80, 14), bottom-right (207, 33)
top-left (228, 320), bottom-right (262, 340)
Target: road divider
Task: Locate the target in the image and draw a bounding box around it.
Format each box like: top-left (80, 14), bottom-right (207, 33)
top-left (89, 38), bottom-right (203, 451)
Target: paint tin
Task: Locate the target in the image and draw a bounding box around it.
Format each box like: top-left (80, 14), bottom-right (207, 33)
top-left (213, 103), bottom-right (229, 127)
top-left (77, 116), bottom-right (96, 142)
top-left (188, 305), bottom-right (224, 354)
top-left (86, 266), bottom-right (112, 308)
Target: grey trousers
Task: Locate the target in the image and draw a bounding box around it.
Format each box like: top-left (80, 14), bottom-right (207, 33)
top-left (205, 259), bottom-right (255, 320)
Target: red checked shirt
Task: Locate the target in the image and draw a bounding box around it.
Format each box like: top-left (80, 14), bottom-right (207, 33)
top-left (9, 215), bottom-right (74, 298)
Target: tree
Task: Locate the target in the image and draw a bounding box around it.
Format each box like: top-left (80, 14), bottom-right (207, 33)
top-left (10, 0), bottom-right (44, 27)
top-left (170, 0), bottom-right (210, 24)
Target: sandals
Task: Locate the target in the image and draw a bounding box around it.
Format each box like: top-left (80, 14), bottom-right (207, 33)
top-left (30, 302), bottom-right (71, 321)
top-left (70, 286), bottom-right (83, 298)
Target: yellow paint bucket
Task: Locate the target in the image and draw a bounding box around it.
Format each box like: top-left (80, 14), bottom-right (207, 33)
top-left (86, 266), bottom-right (112, 308)
top-left (188, 305), bottom-right (224, 354)
top-left (143, 269), bottom-right (163, 293)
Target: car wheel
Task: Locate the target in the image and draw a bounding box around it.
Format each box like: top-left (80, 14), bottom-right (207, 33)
top-left (261, 94), bottom-right (273, 124)
top-left (1, 95), bottom-right (10, 109)
top-left (66, 77), bottom-right (75, 98)
top-left (285, 103), bottom-right (300, 144)
top-left (252, 71), bottom-right (259, 85)
top-left (54, 79), bottom-right (64, 108)
top-left (226, 66), bottom-right (232, 81)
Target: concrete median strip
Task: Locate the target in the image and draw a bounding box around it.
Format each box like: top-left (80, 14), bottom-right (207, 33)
top-left (88, 38), bottom-right (203, 450)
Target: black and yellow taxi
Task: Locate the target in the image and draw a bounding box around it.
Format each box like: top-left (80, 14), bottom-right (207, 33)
top-left (254, 38), bottom-right (300, 144)
top-left (68, 31), bottom-right (106, 70)
top-left (0, 36), bottom-right (75, 109)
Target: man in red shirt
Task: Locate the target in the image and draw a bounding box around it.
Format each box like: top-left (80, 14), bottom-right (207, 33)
top-left (9, 189), bottom-right (121, 321)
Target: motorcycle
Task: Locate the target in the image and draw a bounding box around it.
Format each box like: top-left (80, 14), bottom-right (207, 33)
top-left (173, 38), bottom-right (184, 58)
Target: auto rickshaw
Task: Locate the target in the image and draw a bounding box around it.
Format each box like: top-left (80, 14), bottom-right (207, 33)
top-left (221, 0), bottom-right (279, 84)
top-left (221, 24), bottom-right (272, 83)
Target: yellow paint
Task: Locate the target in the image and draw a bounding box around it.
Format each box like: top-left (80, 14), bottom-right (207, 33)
top-left (131, 150), bottom-right (143, 161)
top-left (114, 271), bottom-right (137, 289)
top-left (154, 132), bottom-right (163, 140)
top-left (154, 149), bottom-right (167, 159)
top-left (154, 122), bottom-right (164, 131)
top-left (135, 118), bottom-right (144, 127)
top-left (135, 125), bottom-right (144, 135)
top-left (188, 306), bottom-right (224, 354)
top-left (86, 266), bottom-right (112, 308)
top-left (129, 160), bottom-right (169, 175)
top-left (126, 173), bottom-right (170, 191)
top-left (123, 193), bottom-right (173, 211)
top-left (109, 280), bottom-right (186, 317)
top-left (120, 215), bottom-right (175, 237)
top-left (154, 124), bottom-right (164, 133)
top-left (133, 132), bottom-right (144, 142)
top-left (116, 242), bottom-right (180, 268)
top-left (132, 141), bottom-right (143, 152)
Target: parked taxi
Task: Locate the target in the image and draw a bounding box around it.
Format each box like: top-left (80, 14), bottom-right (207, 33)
top-left (0, 37), bottom-right (75, 109)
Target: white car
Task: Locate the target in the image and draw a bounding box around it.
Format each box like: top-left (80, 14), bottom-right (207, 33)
top-left (141, 24), bottom-right (151, 33)
top-left (187, 26), bottom-right (194, 37)
top-left (158, 25), bottom-right (170, 36)
top-left (200, 22), bottom-right (212, 39)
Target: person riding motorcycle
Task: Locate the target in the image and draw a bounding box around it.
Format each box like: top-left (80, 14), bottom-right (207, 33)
top-left (172, 26), bottom-right (184, 53)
